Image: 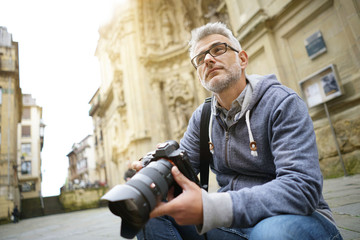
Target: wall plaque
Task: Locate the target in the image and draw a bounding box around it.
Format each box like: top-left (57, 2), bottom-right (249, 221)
top-left (304, 31), bottom-right (327, 60)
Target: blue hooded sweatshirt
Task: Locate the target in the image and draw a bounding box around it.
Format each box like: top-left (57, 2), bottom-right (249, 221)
top-left (180, 74), bottom-right (334, 233)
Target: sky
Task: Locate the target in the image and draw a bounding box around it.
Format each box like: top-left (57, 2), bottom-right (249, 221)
top-left (0, 0), bottom-right (121, 196)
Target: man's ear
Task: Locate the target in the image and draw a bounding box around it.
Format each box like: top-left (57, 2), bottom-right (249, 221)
top-left (239, 50), bottom-right (248, 69)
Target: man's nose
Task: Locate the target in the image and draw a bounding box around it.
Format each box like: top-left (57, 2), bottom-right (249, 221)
top-left (204, 52), bottom-right (216, 65)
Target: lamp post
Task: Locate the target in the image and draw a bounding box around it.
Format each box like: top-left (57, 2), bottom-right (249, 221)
top-left (40, 120), bottom-right (45, 151)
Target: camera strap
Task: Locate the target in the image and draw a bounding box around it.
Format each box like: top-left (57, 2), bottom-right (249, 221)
top-left (200, 97), bottom-right (213, 192)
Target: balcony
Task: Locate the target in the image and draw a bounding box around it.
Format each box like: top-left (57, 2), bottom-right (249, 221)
top-left (89, 102), bottom-right (99, 116)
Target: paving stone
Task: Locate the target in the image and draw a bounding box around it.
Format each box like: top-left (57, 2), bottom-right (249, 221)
top-left (333, 213), bottom-right (360, 229)
top-left (332, 203), bottom-right (360, 217)
top-left (326, 194), bottom-right (360, 208)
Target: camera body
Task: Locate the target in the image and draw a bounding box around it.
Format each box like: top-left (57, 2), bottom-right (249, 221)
top-left (141, 140), bottom-right (200, 196)
top-left (101, 140), bottom-right (200, 239)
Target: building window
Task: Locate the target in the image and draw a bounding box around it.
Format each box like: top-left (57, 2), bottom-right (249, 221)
top-left (21, 126), bottom-right (31, 137)
top-left (22, 108), bottom-right (31, 119)
top-left (20, 181), bottom-right (36, 192)
top-left (77, 158), bottom-right (87, 173)
top-left (21, 161), bottom-right (31, 174)
top-left (21, 143), bottom-right (31, 156)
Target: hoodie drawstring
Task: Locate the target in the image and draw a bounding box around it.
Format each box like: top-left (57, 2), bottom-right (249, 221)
top-left (208, 112), bottom-right (214, 154)
top-left (245, 110), bottom-right (258, 157)
top-left (208, 109), bottom-right (258, 157)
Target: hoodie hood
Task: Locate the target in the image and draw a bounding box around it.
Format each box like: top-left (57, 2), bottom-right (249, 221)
top-left (244, 74), bottom-right (281, 112)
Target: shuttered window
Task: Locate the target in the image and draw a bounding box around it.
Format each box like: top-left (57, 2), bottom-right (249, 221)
top-left (22, 126), bottom-right (31, 137)
top-left (22, 108), bottom-right (31, 119)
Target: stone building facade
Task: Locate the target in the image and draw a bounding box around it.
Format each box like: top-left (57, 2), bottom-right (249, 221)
top-left (0, 27), bottom-right (22, 221)
top-left (17, 94), bottom-right (45, 199)
top-left (89, 0), bottom-right (360, 189)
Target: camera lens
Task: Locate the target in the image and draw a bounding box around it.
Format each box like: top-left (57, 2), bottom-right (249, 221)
top-left (102, 159), bottom-right (174, 239)
top-left (108, 198), bottom-right (145, 238)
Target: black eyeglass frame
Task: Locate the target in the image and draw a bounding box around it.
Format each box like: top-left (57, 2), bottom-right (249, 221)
top-left (191, 42), bottom-right (239, 69)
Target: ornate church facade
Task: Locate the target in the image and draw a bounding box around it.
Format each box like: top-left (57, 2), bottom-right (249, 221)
top-left (89, 0), bottom-right (360, 188)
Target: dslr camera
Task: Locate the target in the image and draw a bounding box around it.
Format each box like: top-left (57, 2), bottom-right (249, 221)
top-left (101, 140), bottom-right (200, 239)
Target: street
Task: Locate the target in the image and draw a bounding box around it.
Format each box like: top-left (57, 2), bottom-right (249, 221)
top-left (0, 174), bottom-right (359, 240)
top-left (0, 207), bottom-right (132, 240)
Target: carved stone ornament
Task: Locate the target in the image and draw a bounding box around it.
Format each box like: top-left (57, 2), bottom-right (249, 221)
top-left (165, 73), bottom-right (194, 139)
top-left (137, 0), bottom-right (206, 57)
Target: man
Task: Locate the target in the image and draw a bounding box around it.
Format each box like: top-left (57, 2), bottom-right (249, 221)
top-left (135, 22), bottom-right (342, 239)
top-left (12, 205), bottom-right (20, 223)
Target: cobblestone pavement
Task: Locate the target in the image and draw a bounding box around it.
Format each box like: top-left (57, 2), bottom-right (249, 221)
top-left (0, 207), bottom-right (129, 240)
top-left (0, 174), bottom-right (359, 240)
top-left (323, 174), bottom-right (360, 240)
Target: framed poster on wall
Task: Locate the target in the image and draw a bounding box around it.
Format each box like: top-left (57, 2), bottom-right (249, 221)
top-left (299, 64), bottom-right (342, 108)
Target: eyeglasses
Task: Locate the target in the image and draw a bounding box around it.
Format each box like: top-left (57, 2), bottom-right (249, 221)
top-left (191, 42), bottom-right (239, 69)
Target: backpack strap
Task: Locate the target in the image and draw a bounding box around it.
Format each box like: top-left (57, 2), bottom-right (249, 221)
top-left (200, 97), bottom-right (213, 192)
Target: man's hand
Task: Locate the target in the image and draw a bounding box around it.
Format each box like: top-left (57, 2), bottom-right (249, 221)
top-left (150, 166), bottom-right (203, 226)
top-left (131, 161), bottom-right (143, 171)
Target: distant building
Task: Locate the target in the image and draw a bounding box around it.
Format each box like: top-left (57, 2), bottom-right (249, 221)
top-left (0, 26), bottom-right (23, 221)
top-left (17, 94), bottom-right (45, 199)
top-left (88, 89), bottom-right (107, 186)
top-left (66, 135), bottom-right (97, 190)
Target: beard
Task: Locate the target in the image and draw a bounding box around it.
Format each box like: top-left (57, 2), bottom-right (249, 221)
top-left (200, 63), bottom-right (242, 93)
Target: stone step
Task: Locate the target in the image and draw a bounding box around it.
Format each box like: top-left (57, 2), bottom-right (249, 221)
top-left (43, 196), bottom-right (65, 215)
top-left (20, 197), bottom-right (43, 219)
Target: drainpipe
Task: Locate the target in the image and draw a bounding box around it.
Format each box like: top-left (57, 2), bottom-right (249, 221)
top-left (7, 76), bottom-right (11, 198)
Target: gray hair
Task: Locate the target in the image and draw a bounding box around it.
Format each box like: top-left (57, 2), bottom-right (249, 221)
top-left (188, 22), bottom-right (241, 59)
